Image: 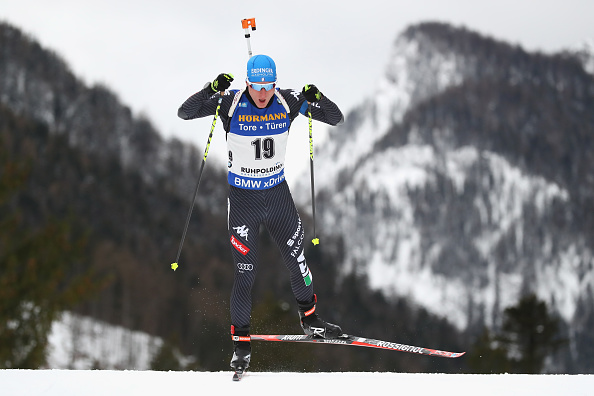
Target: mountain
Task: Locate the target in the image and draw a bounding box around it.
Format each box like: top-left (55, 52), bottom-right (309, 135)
top-left (4, 18), bottom-right (592, 373)
top-left (0, 21), bottom-right (234, 368)
top-left (569, 39), bottom-right (594, 75)
top-left (1, 21), bottom-right (468, 373)
top-left (0, 22), bottom-right (227, 211)
top-left (302, 22), bottom-right (594, 371)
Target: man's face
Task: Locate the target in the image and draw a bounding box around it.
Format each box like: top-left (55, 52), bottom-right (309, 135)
top-left (246, 81), bottom-right (276, 108)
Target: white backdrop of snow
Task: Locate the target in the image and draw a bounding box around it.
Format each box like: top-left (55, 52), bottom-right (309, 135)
top-left (1, 369), bottom-right (592, 396)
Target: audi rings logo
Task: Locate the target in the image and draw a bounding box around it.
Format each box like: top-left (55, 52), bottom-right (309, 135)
top-left (237, 263), bottom-right (254, 271)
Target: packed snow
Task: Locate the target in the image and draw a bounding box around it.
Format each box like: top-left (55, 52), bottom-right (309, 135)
top-left (1, 369), bottom-right (592, 395)
top-left (7, 313), bottom-right (583, 395)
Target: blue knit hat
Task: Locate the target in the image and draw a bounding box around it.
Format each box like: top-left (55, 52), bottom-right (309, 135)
top-left (247, 55), bottom-right (277, 82)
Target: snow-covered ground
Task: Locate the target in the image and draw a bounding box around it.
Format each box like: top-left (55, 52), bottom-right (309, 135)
top-left (1, 370), bottom-right (591, 395)
top-left (3, 312), bottom-right (592, 394)
top-left (5, 312), bottom-right (584, 395)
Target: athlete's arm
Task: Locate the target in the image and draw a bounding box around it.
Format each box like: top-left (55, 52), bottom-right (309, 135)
top-left (278, 88), bottom-right (344, 126)
top-left (178, 83), bottom-right (234, 120)
top-left (308, 95), bottom-right (344, 126)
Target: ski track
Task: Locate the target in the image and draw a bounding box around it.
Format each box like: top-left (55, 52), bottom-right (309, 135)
top-left (1, 370), bottom-right (592, 396)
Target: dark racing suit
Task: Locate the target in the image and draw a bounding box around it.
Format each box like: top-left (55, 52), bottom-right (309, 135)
top-left (178, 84), bottom-right (343, 329)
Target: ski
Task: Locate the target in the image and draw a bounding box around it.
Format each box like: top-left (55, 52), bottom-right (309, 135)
top-left (250, 334), bottom-right (465, 358)
top-left (232, 368), bottom-right (245, 381)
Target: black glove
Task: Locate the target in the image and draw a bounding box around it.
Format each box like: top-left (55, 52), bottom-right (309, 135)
top-left (302, 84), bottom-right (323, 102)
top-left (211, 73), bottom-right (234, 92)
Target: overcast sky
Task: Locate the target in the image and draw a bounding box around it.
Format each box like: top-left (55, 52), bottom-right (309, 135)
top-left (3, 0), bottom-right (594, 180)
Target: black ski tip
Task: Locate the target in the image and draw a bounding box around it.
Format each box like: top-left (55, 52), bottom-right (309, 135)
top-left (232, 368), bottom-right (245, 381)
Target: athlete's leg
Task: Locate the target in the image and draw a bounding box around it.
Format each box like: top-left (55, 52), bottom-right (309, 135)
top-left (264, 182), bottom-right (342, 338)
top-left (228, 187), bottom-right (264, 328)
top-left (264, 182), bottom-right (314, 303)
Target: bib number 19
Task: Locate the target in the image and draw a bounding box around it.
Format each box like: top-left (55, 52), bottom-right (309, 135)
top-left (251, 137), bottom-right (275, 159)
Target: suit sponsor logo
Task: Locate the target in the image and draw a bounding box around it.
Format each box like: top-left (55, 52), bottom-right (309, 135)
top-left (233, 225), bottom-right (250, 240)
top-left (297, 250), bottom-right (312, 287)
top-left (230, 235), bottom-right (249, 255)
top-left (241, 163), bottom-right (283, 176)
top-left (286, 219), bottom-right (302, 247)
top-left (233, 173), bottom-right (285, 189)
top-left (237, 263), bottom-right (253, 272)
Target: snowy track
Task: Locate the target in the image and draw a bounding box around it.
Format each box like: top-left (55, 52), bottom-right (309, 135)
top-left (1, 370), bottom-right (591, 395)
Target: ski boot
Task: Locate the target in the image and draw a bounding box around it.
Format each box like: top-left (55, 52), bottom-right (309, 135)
top-left (298, 294), bottom-right (343, 339)
top-left (230, 325), bottom-right (251, 381)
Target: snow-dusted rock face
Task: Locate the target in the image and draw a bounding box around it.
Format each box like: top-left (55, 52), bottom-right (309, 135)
top-left (302, 22), bottom-right (594, 353)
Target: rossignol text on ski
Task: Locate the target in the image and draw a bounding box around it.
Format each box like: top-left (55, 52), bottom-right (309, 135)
top-left (250, 334), bottom-right (465, 358)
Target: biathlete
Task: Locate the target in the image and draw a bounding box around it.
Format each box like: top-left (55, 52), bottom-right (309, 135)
top-left (177, 54), bottom-right (344, 371)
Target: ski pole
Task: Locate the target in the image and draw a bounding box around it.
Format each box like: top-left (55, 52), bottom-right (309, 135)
top-left (241, 18), bottom-right (256, 57)
top-left (171, 93), bottom-right (224, 271)
top-left (308, 104), bottom-right (320, 246)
